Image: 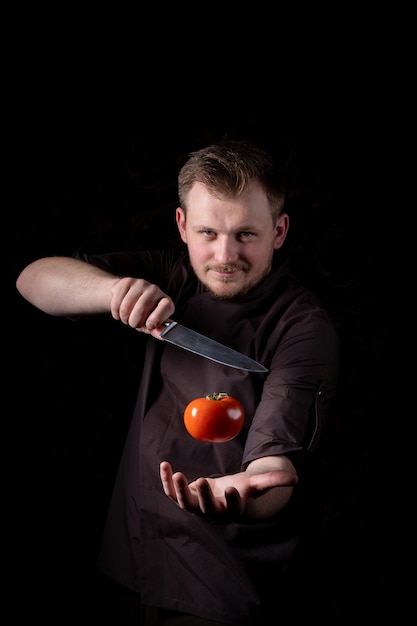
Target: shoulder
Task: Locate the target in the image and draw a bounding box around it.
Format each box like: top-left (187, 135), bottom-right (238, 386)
top-left (73, 248), bottom-right (188, 278)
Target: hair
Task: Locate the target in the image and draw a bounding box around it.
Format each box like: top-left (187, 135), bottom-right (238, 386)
top-left (178, 139), bottom-right (286, 221)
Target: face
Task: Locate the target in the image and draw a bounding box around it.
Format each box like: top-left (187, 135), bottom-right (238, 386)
top-left (176, 181), bottom-right (289, 299)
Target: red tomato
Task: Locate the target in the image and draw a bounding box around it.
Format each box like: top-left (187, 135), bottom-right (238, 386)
top-left (183, 393), bottom-right (245, 442)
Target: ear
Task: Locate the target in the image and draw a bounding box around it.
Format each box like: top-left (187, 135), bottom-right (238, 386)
top-left (273, 213), bottom-right (290, 250)
top-left (176, 207), bottom-right (187, 243)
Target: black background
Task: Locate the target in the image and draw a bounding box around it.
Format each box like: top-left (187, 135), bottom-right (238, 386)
top-left (8, 18), bottom-right (406, 625)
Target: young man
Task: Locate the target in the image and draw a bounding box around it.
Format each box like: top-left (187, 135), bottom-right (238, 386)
top-left (16, 140), bottom-right (339, 625)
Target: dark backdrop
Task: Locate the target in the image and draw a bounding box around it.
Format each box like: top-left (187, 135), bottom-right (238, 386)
top-left (8, 33), bottom-right (402, 624)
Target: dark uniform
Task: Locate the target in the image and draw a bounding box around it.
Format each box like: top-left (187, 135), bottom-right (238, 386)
top-left (76, 248), bottom-right (339, 626)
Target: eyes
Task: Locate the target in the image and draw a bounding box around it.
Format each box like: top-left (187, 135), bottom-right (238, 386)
top-left (200, 230), bottom-right (256, 241)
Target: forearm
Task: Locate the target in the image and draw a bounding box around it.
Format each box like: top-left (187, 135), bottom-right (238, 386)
top-left (16, 256), bottom-right (120, 316)
top-left (243, 455), bottom-right (297, 520)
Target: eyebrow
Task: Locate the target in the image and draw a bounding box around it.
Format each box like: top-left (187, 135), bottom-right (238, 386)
top-left (192, 223), bottom-right (260, 232)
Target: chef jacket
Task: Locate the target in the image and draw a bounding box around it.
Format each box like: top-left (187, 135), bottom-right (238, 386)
top-left (75, 247), bottom-right (339, 625)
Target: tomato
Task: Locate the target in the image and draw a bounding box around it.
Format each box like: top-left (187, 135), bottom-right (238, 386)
top-left (183, 393), bottom-right (245, 442)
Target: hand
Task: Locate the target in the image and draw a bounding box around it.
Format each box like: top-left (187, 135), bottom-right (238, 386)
top-left (110, 277), bottom-right (174, 334)
top-left (160, 460), bottom-right (298, 523)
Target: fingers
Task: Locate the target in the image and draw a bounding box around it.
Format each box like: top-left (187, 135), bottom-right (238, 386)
top-left (194, 477), bottom-right (218, 517)
top-left (160, 461), bottom-right (176, 500)
top-left (224, 487), bottom-right (243, 518)
top-left (196, 480), bottom-right (242, 520)
top-left (110, 278), bottom-right (174, 329)
top-left (172, 472), bottom-right (196, 510)
top-left (160, 462), bottom-right (197, 510)
top-left (160, 467), bottom-right (244, 522)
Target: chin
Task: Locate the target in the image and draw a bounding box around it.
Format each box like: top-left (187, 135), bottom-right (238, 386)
top-left (204, 282), bottom-right (247, 300)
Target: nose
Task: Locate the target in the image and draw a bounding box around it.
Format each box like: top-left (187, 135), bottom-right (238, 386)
top-left (214, 236), bottom-right (239, 264)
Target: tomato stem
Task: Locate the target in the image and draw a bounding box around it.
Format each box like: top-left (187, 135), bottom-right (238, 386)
top-left (205, 392), bottom-right (228, 401)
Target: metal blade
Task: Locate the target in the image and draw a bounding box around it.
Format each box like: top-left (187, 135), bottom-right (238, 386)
top-left (159, 320), bottom-right (268, 372)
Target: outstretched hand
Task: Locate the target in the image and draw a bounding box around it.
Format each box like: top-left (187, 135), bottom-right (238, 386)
top-left (160, 459), bottom-right (298, 523)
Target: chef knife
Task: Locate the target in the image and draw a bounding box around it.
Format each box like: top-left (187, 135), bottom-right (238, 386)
top-left (159, 319), bottom-right (268, 372)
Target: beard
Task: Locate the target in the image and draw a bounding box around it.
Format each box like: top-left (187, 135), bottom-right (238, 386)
top-left (193, 261), bottom-right (273, 300)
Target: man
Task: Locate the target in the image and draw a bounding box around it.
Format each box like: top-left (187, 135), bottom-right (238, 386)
top-left (16, 139), bottom-right (339, 625)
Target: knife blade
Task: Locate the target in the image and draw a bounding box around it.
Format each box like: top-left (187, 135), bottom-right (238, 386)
top-left (159, 319), bottom-right (268, 372)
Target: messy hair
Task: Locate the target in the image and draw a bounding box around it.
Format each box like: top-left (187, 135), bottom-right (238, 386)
top-left (178, 139), bottom-right (286, 220)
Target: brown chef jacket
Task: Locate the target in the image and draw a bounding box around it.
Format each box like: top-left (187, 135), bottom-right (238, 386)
top-left (75, 247), bottom-right (339, 625)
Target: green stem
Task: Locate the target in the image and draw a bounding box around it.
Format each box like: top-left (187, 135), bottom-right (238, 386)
top-left (205, 393), bottom-right (228, 401)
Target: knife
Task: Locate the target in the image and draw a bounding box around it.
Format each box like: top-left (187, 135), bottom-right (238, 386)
top-left (159, 319), bottom-right (268, 372)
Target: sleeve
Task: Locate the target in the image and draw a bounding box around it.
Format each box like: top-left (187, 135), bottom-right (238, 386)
top-left (243, 301), bottom-right (339, 470)
top-left (72, 248), bottom-right (187, 291)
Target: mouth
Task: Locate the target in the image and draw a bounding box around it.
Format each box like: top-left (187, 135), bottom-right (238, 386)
top-left (209, 265), bottom-right (247, 279)
top-left (210, 268), bottom-right (241, 281)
